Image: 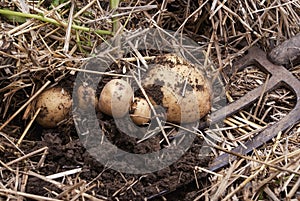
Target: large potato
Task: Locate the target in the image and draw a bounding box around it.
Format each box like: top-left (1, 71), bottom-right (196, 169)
top-left (142, 54), bottom-right (212, 123)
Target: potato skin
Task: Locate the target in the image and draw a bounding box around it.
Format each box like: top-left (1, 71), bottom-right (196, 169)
top-left (130, 97), bottom-right (151, 125)
top-left (36, 87), bottom-right (72, 128)
top-left (77, 85), bottom-right (98, 110)
top-left (98, 79), bottom-right (133, 118)
top-left (143, 55), bottom-right (212, 123)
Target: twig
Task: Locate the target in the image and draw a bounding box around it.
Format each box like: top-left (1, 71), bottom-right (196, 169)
top-left (0, 147), bottom-right (48, 171)
top-left (64, 67), bottom-right (132, 77)
top-left (0, 189), bottom-right (63, 201)
top-left (46, 168), bottom-right (82, 180)
top-left (16, 108), bottom-right (41, 147)
top-left (63, 0), bottom-right (75, 53)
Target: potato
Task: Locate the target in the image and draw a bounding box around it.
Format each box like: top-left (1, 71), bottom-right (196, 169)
top-left (77, 85), bottom-right (98, 110)
top-left (36, 87), bottom-right (72, 128)
top-left (98, 79), bottom-right (133, 118)
top-left (142, 54), bottom-right (212, 123)
top-left (130, 97), bottom-right (151, 125)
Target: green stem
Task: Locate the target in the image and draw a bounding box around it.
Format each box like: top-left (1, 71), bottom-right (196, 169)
top-left (0, 9), bottom-right (112, 35)
top-left (110, 0), bottom-right (120, 34)
top-left (110, 0), bottom-right (120, 10)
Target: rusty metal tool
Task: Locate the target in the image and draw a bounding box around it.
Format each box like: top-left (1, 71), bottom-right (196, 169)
top-left (208, 46), bottom-right (300, 171)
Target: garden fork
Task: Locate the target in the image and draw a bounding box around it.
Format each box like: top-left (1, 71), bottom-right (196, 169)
top-left (208, 46), bottom-right (300, 171)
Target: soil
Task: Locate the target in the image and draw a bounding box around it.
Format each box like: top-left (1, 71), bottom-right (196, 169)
top-left (20, 110), bottom-right (212, 200)
top-left (23, 125), bottom-right (211, 200)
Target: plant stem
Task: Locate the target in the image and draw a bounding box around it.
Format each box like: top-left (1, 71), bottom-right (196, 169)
top-left (110, 0), bottom-right (120, 10)
top-left (110, 0), bottom-right (120, 34)
top-left (0, 9), bottom-right (112, 35)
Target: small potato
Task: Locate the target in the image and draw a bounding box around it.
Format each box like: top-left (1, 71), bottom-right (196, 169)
top-left (77, 85), bottom-right (98, 110)
top-left (98, 79), bottom-right (133, 118)
top-left (36, 87), bottom-right (72, 128)
top-left (130, 97), bottom-right (151, 125)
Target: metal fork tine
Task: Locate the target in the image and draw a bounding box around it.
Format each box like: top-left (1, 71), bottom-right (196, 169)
top-left (209, 47), bottom-right (300, 171)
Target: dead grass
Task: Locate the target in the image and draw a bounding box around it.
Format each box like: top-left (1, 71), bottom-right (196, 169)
top-left (0, 0), bottom-right (300, 200)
